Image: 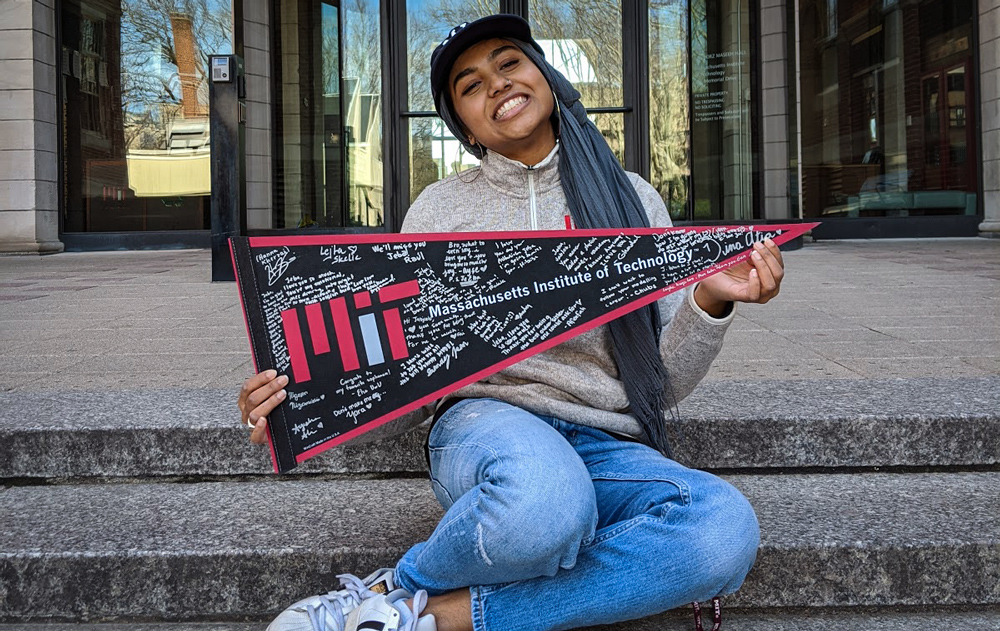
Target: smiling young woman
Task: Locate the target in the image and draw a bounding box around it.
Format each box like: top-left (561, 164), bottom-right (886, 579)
top-left (447, 39), bottom-right (556, 166)
top-left (248, 13), bottom-right (789, 631)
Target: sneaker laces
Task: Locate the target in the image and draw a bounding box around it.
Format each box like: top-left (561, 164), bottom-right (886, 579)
top-left (394, 589), bottom-right (430, 631)
top-left (336, 573), bottom-right (378, 606)
top-left (304, 573), bottom-right (378, 631)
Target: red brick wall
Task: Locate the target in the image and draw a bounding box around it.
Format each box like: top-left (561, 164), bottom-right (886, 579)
top-left (170, 12), bottom-right (208, 119)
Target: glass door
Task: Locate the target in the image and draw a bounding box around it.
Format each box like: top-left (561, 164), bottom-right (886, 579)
top-left (406, 1), bottom-right (497, 203)
top-left (689, 0), bottom-right (754, 221)
top-left (322, 1), bottom-right (349, 227)
top-left (273, 0), bottom-right (384, 230)
top-left (650, 0), bottom-right (692, 221)
top-left (923, 63), bottom-right (975, 192)
top-left (60, 0), bottom-right (232, 233)
top-left (529, 1), bottom-right (627, 166)
top-left (389, 1), bottom-right (758, 226)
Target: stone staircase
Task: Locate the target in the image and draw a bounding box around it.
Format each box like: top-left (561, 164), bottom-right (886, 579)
top-left (2, 377), bottom-right (999, 630)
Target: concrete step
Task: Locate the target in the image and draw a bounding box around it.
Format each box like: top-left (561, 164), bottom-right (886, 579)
top-left (584, 608), bottom-right (1000, 631)
top-left (3, 377), bottom-right (998, 479)
top-left (2, 473), bottom-right (998, 621)
top-left (3, 608), bottom-right (1000, 630)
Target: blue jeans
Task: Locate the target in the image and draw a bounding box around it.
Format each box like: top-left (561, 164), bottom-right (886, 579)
top-left (393, 398), bottom-right (760, 631)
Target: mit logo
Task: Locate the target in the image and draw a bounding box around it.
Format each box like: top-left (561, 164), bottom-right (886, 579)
top-left (280, 280), bottom-right (420, 384)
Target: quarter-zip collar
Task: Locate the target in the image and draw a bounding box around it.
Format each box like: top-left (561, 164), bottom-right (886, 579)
top-left (479, 142), bottom-right (562, 199)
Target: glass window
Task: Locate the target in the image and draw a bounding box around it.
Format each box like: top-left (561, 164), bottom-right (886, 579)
top-left (796, 0), bottom-right (977, 220)
top-left (409, 119), bottom-right (480, 204)
top-left (649, 0), bottom-right (691, 220)
top-left (529, 1), bottom-right (623, 109)
top-left (407, 1), bottom-right (496, 113)
top-left (273, 0), bottom-right (383, 229)
top-left (590, 112), bottom-right (626, 167)
top-left (823, 0), bottom-right (837, 40)
top-left (690, 0), bottom-right (753, 221)
top-left (61, 0), bottom-right (232, 232)
top-left (344, 0), bottom-right (384, 226)
top-left (401, 1), bottom-right (758, 220)
top-left (407, 2), bottom-right (629, 202)
top-left (406, 1), bottom-right (496, 201)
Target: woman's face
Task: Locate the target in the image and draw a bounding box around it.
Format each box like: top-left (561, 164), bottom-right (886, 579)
top-left (448, 38), bottom-right (556, 165)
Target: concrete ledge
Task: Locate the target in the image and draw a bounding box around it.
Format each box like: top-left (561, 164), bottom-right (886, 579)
top-left (0, 389), bottom-right (429, 478)
top-left (583, 608), bottom-right (1000, 631)
top-left (2, 378), bottom-right (998, 478)
top-left (0, 239), bottom-right (64, 254)
top-left (1, 473), bottom-right (998, 620)
top-left (979, 220), bottom-right (1000, 238)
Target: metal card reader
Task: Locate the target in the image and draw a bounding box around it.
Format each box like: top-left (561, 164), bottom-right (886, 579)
top-left (211, 56), bottom-right (232, 82)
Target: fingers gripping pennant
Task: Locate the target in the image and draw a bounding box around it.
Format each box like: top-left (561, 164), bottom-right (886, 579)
top-left (231, 223), bottom-right (816, 472)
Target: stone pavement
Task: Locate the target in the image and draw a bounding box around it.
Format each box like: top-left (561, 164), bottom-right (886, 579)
top-left (1, 237), bottom-right (998, 393)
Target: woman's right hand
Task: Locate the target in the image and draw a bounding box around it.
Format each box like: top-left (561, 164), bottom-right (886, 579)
top-left (237, 370), bottom-right (289, 445)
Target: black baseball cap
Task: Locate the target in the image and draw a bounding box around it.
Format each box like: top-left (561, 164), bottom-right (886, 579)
top-left (430, 14), bottom-right (544, 109)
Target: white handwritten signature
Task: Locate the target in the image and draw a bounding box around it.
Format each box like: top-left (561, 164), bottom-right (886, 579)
top-left (261, 247), bottom-right (296, 286)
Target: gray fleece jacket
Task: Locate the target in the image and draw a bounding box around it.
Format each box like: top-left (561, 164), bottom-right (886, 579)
top-left (367, 144), bottom-right (734, 444)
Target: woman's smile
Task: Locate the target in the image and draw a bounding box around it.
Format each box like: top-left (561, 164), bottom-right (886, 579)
top-left (494, 94), bottom-right (528, 121)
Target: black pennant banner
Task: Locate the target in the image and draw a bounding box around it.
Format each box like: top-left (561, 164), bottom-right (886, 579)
top-left (231, 223), bottom-right (816, 472)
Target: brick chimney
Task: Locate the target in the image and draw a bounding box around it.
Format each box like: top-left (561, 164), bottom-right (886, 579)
top-left (170, 12), bottom-right (207, 118)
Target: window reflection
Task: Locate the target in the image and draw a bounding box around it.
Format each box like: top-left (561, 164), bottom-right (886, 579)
top-left (406, 1), bottom-right (495, 201)
top-left (409, 119), bottom-right (481, 203)
top-left (403, 2), bottom-right (753, 222)
top-left (529, 1), bottom-right (623, 109)
top-left (798, 0), bottom-right (977, 219)
top-left (408, 2), bottom-right (628, 202)
top-left (62, 0), bottom-right (232, 232)
top-left (407, 1), bottom-right (495, 112)
top-left (690, 0), bottom-right (752, 221)
top-left (274, 0), bottom-right (383, 229)
top-left (589, 112), bottom-right (625, 167)
top-left (345, 0), bottom-right (385, 226)
top-left (649, 0), bottom-right (691, 220)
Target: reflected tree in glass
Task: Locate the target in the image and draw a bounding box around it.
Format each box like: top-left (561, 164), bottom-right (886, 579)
top-left (649, 0), bottom-right (691, 219)
top-left (529, 0), bottom-right (623, 110)
top-left (530, 0), bottom-right (627, 175)
top-left (341, 0), bottom-right (384, 225)
top-left (408, 0), bottom-right (497, 112)
top-left (119, 0), bottom-right (232, 151)
top-left (64, 0), bottom-right (232, 233)
top-left (406, 0), bottom-right (495, 202)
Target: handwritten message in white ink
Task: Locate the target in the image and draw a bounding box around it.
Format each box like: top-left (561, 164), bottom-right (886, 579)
top-left (256, 247), bottom-right (297, 286)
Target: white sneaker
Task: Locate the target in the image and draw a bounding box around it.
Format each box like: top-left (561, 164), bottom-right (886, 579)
top-left (266, 568), bottom-right (397, 631)
top-left (344, 588), bottom-right (437, 631)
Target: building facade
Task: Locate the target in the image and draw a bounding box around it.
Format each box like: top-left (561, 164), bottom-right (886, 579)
top-left (1, 0), bottom-right (996, 253)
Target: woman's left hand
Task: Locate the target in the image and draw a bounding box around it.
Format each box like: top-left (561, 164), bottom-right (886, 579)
top-left (694, 238), bottom-right (785, 317)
